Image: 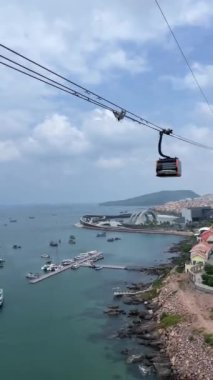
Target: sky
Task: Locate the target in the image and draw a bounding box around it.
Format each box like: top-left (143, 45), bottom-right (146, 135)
top-left (0, 0), bottom-right (213, 204)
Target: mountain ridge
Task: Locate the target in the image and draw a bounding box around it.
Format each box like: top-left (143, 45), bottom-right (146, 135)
top-left (100, 190), bottom-right (200, 207)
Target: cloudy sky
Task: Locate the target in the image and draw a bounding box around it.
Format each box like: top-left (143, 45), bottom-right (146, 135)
top-left (0, 0), bottom-right (213, 204)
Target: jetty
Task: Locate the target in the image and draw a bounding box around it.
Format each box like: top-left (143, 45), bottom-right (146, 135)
top-left (113, 285), bottom-right (153, 297)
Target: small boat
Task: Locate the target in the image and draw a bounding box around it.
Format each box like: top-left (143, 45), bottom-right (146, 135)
top-left (69, 235), bottom-right (76, 240)
top-left (49, 241), bottom-right (58, 247)
top-left (96, 232), bottom-right (106, 237)
top-left (41, 254), bottom-right (50, 259)
top-left (0, 289), bottom-right (4, 307)
top-left (9, 219), bottom-right (17, 223)
top-left (26, 272), bottom-right (40, 280)
top-left (0, 258), bottom-right (5, 268)
top-left (114, 237), bottom-right (121, 241)
top-left (45, 259), bottom-right (52, 264)
top-left (107, 238), bottom-right (115, 242)
top-left (61, 259), bottom-right (74, 266)
top-left (68, 239), bottom-right (76, 244)
top-left (71, 263), bottom-right (79, 270)
top-left (28, 216), bottom-right (35, 219)
top-left (12, 244), bottom-right (21, 249)
top-left (94, 266), bottom-right (103, 271)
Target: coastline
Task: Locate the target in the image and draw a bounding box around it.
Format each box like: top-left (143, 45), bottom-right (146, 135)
top-left (154, 272), bottom-right (213, 379)
top-left (79, 223), bottom-right (193, 237)
top-left (104, 238), bottom-right (213, 379)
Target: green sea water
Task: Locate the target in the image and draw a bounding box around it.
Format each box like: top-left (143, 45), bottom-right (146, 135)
top-left (0, 204), bottom-right (182, 380)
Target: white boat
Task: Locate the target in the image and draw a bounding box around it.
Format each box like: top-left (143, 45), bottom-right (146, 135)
top-left (26, 272), bottom-right (40, 280)
top-left (61, 259), bottom-right (74, 266)
top-left (0, 289), bottom-right (3, 307)
top-left (41, 254), bottom-right (50, 259)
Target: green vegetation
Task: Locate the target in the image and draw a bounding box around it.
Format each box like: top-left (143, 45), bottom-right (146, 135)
top-left (137, 272), bottom-right (170, 301)
top-left (202, 264), bottom-right (213, 287)
top-left (160, 312), bottom-right (182, 328)
top-left (174, 237), bottom-right (195, 272)
top-left (202, 273), bottom-right (213, 287)
top-left (100, 190), bottom-right (199, 206)
top-left (203, 333), bottom-right (213, 346)
top-left (204, 263), bottom-right (213, 275)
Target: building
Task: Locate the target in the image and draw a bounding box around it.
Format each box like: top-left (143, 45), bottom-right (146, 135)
top-left (190, 242), bottom-right (212, 265)
top-left (181, 207), bottom-right (213, 223)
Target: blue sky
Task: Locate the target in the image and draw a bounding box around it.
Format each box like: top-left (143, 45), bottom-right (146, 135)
top-left (0, 0), bottom-right (213, 204)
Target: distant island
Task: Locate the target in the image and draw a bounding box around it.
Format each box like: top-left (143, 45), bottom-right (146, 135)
top-left (100, 190), bottom-right (199, 207)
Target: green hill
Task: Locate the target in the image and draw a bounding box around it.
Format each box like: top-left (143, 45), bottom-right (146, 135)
top-left (100, 190), bottom-right (199, 207)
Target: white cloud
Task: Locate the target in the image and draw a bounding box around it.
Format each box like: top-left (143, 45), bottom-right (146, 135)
top-left (0, 140), bottom-right (20, 162)
top-left (96, 157), bottom-right (126, 169)
top-left (22, 114), bottom-right (90, 158)
top-left (161, 63), bottom-right (213, 90)
top-left (0, 1), bottom-right (213, 202)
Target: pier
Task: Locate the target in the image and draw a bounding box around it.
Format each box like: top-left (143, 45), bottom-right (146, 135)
top-left (29, 262), bottom-right (75, 283)
top-left (28, 250), bottom-right (133, 285)
top-left (80, 263), bottom-right (126, 270)
top-left (113, 285), bottom-right (153, 297)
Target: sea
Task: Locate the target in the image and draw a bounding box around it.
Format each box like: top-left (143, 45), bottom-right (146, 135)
top-left (0, 204), bottom-right (182, 380)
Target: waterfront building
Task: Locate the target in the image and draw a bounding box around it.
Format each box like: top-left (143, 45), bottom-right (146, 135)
top-left (181, 207), bottom-right (213, 223)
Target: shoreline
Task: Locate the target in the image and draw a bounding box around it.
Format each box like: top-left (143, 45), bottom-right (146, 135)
top-left (154, 272), bottom-right (213, 379)
top-left (78, 223), bottom-right (193, 237)
top-left (104, 238), bottom-right (213, 379)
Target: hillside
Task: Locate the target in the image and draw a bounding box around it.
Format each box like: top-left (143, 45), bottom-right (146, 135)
top-left (100, 190), bottom-right (199, 207)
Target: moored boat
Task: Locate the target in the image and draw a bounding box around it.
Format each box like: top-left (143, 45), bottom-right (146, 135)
top-left (96, 232), bottom-right (106, 237)
top-left (26, 272), bottom-right (40, 280)
top-left (0, 258), bottom-right (5, 267)
top-left (0, 289), bottom-right (4, 307)
top-left (49, 241), bottom-right (58, 247)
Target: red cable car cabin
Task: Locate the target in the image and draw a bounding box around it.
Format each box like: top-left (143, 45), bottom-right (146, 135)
top-left (156, 157), bottom-right (181, 177)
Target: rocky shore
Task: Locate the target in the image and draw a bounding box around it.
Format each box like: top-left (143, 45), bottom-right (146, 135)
top-left (103, 241), bottom-right (213, 379)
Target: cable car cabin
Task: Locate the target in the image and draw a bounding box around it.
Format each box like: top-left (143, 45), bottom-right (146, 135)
top-left (156, 158), bottom-right (181, 177)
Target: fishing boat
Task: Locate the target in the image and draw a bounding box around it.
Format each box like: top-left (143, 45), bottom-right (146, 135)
top-left (49, 241), bottom-right (58, 247)
top-left (0, 289), bottom-right (4, 307)
top-left (61, 259), bottom-right (74, 266)
top-left (0, 258), bottom-right (5, 268)
top-left (26, 272), bottom-right (40, 280)
top-left (96, 232), bottom-right (106, 237)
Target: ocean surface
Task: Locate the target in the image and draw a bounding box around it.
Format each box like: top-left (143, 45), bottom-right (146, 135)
top-left (0, 204), bottom-right (182, 380)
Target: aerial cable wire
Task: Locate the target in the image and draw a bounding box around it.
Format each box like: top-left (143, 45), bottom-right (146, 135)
top-left (0, 59), bottom-right (114, 113)
top-left (0, 43), bottom-right (181, 131)
top-left (1, 43), bottom-right (213, 151)
top-left (154, 0), bottom-right (213, 115)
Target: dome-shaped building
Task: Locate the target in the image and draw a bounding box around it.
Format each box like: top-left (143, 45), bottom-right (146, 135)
top-left (129, 209), bottom-right (157, 225)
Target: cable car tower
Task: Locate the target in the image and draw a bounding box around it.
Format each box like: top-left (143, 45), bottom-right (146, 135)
top-left (156, 129), bottom-right (181, 177)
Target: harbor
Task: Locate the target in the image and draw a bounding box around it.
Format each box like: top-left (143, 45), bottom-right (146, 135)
top-left (27, 250), bottom-right (150, 284)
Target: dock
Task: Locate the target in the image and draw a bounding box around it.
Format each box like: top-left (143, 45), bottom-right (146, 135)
top-left (29, 262), bottom-right (75, 284)
top-left (80, 263), bottom-right (126, 270)
top-left (113, 285), bottom-right (153, 297)
top-left (28, 250), bottom-right (144, 285)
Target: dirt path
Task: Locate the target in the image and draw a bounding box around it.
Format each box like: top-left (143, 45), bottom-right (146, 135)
top-left (169, 274), bottom-right (213, 333)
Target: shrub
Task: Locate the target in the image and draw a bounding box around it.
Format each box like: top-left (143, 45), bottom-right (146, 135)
top-left (204, 263), bottom-right (213, 275)
top-left (204, 333), bottom-right (213, 346)
top-left (202, 273), bottom-right (213, 287)
top-left (160, 312), bottom-right (182, 328)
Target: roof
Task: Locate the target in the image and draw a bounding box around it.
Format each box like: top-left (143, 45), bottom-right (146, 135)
top-left (200, 229), bottom-right (213, 242)
top-left (191, 251), bottom-right (208, 260)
